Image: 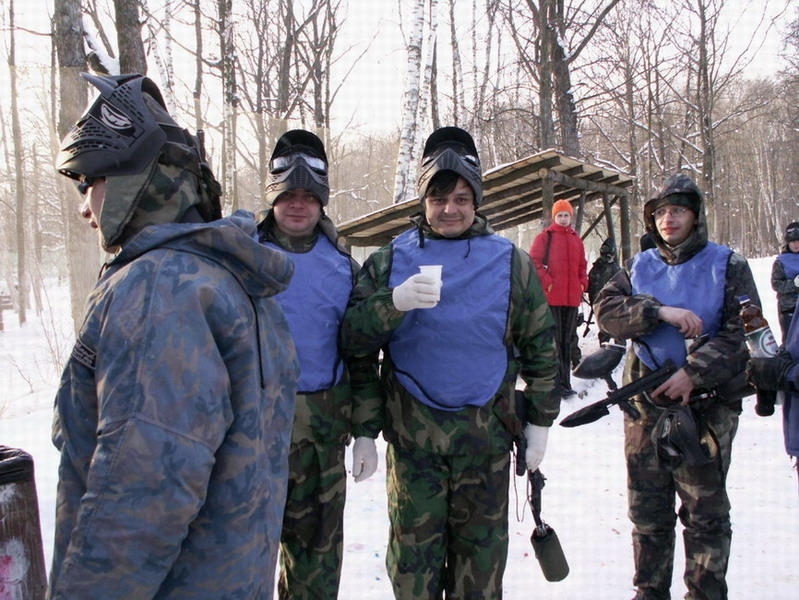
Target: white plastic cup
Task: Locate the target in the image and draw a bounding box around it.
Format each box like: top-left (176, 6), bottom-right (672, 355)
top-left (418, 265), bottom-right (443, 301)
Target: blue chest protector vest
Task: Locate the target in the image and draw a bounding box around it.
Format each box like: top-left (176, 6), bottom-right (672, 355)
top-left (630, 243), bottom-right (731, 370)
top-left (388, 230), bottom-right (513, 411)
top-left (777, 252), bottom-right (799, 281)
top-left (265, 235), bottom-right (352, 393)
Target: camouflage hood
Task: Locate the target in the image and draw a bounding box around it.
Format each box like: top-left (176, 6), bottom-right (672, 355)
top-left (109, 210), bottom-right (294, 299)
top-left (643, 173), bottom-right (708, 265)
top-left (101, 156), bottom-right (205, 251)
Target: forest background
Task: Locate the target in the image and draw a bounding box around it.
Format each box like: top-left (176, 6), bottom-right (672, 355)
top-left (0, 0), bottom-right (798, 335)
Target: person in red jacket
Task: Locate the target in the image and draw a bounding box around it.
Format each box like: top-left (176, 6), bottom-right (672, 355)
top-left (530, 199), bottom-right (588, 397)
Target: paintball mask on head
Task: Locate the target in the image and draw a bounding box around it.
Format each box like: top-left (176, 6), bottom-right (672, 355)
top-left (265, 130), bottom-right (329, 206)
top-left (785, 222), bottom-right (799, 243)
top-left (651, 405), bottom-right (717, 470)
top-left (56, 73), bottom-right (222, 250)
top-left (417, 127), bottom-right (483, 206)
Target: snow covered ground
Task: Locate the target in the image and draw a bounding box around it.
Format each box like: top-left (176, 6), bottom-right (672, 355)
top-left (1, 256), bottom-right (797, 598)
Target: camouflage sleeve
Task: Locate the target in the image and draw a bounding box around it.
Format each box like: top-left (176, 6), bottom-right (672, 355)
top-left (771, 257), bottom-right (794, 294)
top-left (347, 352), bottom-right (382, 438)
top-left (339, 245), bottom-right (401, 437)
top-left (594, 265), bottom-right (663, 341)
top-left (340, 244), bottom-right (405, 356)
top-left (342, 255), bottom-right (383, 437)
top-left (510, 248), bottom-right (560, 427)
top-left (683, 252), bottom-right (757, 388)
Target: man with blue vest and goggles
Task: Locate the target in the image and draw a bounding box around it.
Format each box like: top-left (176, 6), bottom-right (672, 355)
top-left (595, 173), bottom-right (760, 600)
top-left (256, 129), bottom-right (381, 600)
top-left (340, 126), bottom-right (559, 599)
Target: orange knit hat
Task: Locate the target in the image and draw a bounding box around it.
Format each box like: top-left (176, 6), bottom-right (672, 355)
top-left (552, 199), bottom-right (573, 218)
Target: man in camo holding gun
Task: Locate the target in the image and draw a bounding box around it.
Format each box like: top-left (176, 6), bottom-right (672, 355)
top-left (594, 173), bottom-right (759, 600)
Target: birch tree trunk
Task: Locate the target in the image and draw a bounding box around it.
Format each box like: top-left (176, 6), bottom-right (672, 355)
top-left (8, 0), bottom-right (27, 326)
top-left (393, 0), bottom-right (426, 204)
top-left (218, 0), bottom-right (238, 212)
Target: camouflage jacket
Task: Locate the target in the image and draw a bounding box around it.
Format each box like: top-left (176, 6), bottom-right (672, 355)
top-left (771, 250), bottom-right (799, 315)
top-left (339, 213), bottom-right (559, 456)
top-left (49, 211), bottom-right (299, 599)
top-left (257, 211), bottom-right (381, 445)
top-left (596, 187), bottom-right (759, 410)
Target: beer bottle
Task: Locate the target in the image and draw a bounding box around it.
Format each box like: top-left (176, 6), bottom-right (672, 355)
top-left (738, 295), bottom-right (781, 416)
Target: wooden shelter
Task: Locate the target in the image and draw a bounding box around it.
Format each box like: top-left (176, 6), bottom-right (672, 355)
top-left (338, 149), bottom-right (637, 260)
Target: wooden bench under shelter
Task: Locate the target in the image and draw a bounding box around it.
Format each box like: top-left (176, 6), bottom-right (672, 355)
top-left (338, 149), bottom-right (636, 261)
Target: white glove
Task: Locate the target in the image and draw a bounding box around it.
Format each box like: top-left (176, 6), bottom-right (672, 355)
top-left (351, 437), bottom-right (378, 482)
top-left (794, 274), bottom-right (799, 287)
top-left (391, 274), bottom-right (442, 311)
top-left (523, 424), bottom-right (549, 472)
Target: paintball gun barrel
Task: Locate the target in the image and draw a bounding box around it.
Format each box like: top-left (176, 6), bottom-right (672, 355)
top-left (559, 360), bottom-right (677, 427)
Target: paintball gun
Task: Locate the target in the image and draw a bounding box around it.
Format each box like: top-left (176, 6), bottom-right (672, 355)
top-left (582, 306), bottom-right (594, 337)
top-left (560, 359), bottom-right (677, 427)
top-left (528, 469), bottom-right (569, 582)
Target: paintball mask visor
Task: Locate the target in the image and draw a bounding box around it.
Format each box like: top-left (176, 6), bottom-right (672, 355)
top-left (271, 151), bottom-right (328, 176)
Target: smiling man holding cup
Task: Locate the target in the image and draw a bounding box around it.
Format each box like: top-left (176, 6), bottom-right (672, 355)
top-left (340, 126), bottom-right (560, 599)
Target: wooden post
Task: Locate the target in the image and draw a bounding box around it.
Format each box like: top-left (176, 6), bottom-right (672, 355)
top-left (619, 190), bottom-right (633, 263)
top-left (539, 168), bottom-right (553, 228)
top-left (574, 190), bottom-right (587, 234)
top-left (602, 192), bottom-right (614, 242)
top-left (0, 446), bottom-right (47, 600)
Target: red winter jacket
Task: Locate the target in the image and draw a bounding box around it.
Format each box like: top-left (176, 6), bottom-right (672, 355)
top-left (529, 223), bottom-right (588, 307)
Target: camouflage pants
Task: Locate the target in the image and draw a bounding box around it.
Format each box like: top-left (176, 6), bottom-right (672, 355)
top-left (278, 439), bottom-right (346, 600)
top-left (625, 402), bottom-right (739, 600)
top-left (385, 443), bottom-right (510, 600)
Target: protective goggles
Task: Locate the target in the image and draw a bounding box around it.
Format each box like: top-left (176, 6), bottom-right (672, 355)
top-left (270, 152), bottom-right (327, 176)
top-left (77, 175), bottom-right (99, 195)
top-left (421, 144), bottom-right (479, 169)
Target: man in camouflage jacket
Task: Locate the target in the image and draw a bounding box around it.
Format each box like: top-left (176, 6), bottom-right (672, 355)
top-left (340, 127), bottom-right (559, 599)
top-left (595, 173), bottom-right (760, 600)
top-left (257, 130), bottom-right (381, 599)
top-left (48, 73), bottom-right (298, 599)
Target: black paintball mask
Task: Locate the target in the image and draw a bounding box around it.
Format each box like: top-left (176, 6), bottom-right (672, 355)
top-left (266, 130), bottom-right (329, 206)
top-left (417, 127), bottom-right (483, 206)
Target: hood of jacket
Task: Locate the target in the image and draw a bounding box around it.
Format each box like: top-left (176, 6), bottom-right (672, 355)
top-left (108, 210), bottom-right (294, 299)
top-left (644, 173), bottom-right (708, 265)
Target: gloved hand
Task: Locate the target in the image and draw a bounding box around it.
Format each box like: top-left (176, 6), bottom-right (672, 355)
top-left (794, 274), bottom-right (799, 287)
top-left (523, 424), bottom-right (549, 472)
top-left (746, 354), bottom-right (794, 391)
top-left (391, 273), bottom-right (441, 311)
top-left (351, 437), bottom-right (378, 482)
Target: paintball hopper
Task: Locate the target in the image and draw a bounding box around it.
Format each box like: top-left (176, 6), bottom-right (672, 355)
top-left (529, 470), bottom-right (569, 582)
top-left (573, 343), bottom-right (625, 378)
top-left (573, 343), bottom-right (626, 391)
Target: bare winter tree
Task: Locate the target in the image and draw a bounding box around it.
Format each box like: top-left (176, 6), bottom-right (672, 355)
top-left (216, 0), bottom-right (239, 211)
top-left (393, 0), bottom-right (427, 204)
top-left (8, 0), bottom-right (28, 325)
top-left (500, 0), bottom-right (623, 158)
top-left (114, 0), bottom-right (147, 73)
top-left (53, 0), bottom-right (101, 333)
